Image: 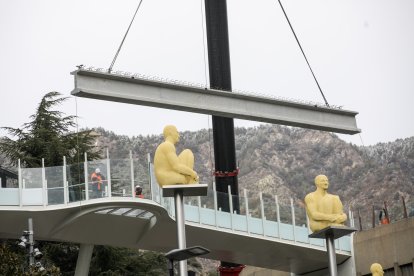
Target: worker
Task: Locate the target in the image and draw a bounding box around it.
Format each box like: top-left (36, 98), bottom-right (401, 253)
top-left (135, 185), bottom-right (144, 198)
top-left (91, 168), bottom-right (105, 198)
top-left (379, 208), bottom-right (390, 225)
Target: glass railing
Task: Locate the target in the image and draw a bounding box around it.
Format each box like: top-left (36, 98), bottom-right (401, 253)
top-left (0, 155), bottom-right (357, 253)
top-left (21, 167), bottom-right (42, 188)
top-left (45, 165), bottom-right (64, 205)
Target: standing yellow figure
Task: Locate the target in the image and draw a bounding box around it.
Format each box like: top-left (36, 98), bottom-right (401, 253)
top-left (304, 175), bottom-right (347, 232)
top-left (154, 125), bottom-right (199, 186)
top-left (370, 263), bottom-right (384, 276)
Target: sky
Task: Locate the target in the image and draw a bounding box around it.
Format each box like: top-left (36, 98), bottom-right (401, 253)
top-left (1, 0), bottom-right (413, 146)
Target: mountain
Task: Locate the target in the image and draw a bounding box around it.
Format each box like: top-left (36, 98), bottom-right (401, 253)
top-left (94, 124), bottom-right (414, 224)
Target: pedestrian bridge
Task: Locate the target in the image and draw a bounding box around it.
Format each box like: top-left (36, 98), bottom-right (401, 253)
top-left (0, 155), bottom-right (354, 275)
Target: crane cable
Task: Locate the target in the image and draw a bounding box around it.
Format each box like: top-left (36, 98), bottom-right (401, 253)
top-left (276, 0), bottom-right (330, 107)
top-left (108, 0), bottom-right (144, 73)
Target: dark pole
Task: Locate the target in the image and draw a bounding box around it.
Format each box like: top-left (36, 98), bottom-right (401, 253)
top-left (372, 205), bottom-right (375, 228)
top-left (402, 196), bottom-right (408, 219)
top-left (204, 0), bottom-right (242, 272)
top-left (204, 0), bottom-right (239, 214)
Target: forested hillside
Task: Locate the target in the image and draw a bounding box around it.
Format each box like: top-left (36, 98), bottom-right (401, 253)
top-left (94, 124), bottom-right (414, 223)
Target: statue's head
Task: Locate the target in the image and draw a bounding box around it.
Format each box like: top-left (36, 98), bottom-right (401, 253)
top-left (315, 175), bottom-right (329, 190)
top-left (163, 125), bottom-right (179, 144)
top-left (370, 263), bottom-right (384, 276)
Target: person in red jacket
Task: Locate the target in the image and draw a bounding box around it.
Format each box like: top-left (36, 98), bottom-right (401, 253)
top-left (91, 168), bottom-right (105, 198)
top-left (379, 208), bottom-right (390, 225)
top-left (135, 185), bottom-right (144, 199)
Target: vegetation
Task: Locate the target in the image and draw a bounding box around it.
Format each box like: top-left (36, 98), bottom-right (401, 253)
top-left (0, 92), bottom-right (100, 168)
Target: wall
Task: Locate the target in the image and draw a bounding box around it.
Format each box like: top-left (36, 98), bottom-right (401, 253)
top-left (353, 217), bottom-right (414, 275)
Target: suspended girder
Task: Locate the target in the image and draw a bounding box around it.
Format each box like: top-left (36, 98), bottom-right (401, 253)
top-left (71, 69), bottom-right (360, 134)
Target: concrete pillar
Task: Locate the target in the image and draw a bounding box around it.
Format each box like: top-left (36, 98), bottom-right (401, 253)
top-left (75, 244), bottom-right (94, 276)
top-left (393, 262), bottom-right (402, 276)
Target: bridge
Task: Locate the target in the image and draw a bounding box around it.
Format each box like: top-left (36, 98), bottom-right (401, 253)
top-left (0, 154), bottom-right (355, 275)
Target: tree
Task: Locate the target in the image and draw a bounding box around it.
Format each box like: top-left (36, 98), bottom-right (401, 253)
top-left (0, 241), bottom-right (61, 276)
top-left (0, 91), bottom-right (100, 168)
top-left (0, 92), bottom-right (101, 275)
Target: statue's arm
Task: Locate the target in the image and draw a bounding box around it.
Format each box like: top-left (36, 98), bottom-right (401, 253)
top-left (163, 144), bottom-right (197, 178)
top-left (332, 195), bottom-right (347, 223)
top-left (305, 194), bottom-right (339, 222)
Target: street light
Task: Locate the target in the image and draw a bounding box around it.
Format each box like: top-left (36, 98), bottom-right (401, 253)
top-left (17, 218), bottom-right (45, 272)
top-left (165, 246), bottom-right (210, 276)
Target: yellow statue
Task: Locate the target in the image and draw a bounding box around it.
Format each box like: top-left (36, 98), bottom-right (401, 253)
top-left (370, 263), bottom-right (384, 276)
top-left (304, 175), bottom-right (347, 232)
top-left (154, 125), bottom-right (199, 186)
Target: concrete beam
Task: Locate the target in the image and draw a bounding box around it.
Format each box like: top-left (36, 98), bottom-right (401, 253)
top-left (71, 69), bottom-right (360, 134)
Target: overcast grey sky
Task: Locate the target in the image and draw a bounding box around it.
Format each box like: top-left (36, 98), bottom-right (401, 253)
top-left (1, 0), bottom-right (413, 146)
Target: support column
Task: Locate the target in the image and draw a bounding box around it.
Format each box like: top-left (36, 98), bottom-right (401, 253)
top-left (204, 1), bottom-right (242, 273)
top-left (325, 232), bottom-right (338, 276)
top-left (74, 244), bottom-right (94, 276)
top-left (174, 190), bottom-right (187, 276)
top-left (309, 226), bottom-right (356, 276)
top-left (162, 184), bottom-right (208, 276)
top-left (204, 0), bottom-right (239, 213)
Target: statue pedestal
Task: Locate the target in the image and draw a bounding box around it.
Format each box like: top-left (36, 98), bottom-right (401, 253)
top-left (162, 184), bottom-right (208, 275)
top-left (162, 184), bottom-right (208, 197)
top-left (309, 226), bottom-right (357, 276)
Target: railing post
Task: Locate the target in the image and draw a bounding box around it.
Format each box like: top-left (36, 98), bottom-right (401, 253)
top-left (306, 215), bottom-right (311, 244)
top-left (275, 195), bottom-right (281, 239)
top-left (228, 185), bottom-right (234, 231)
top-left (244, 189), bottom-right (250, 234)
top-left (402, 195), bottom-right (408, 218)
top-left (147, 153), bottom-right (153, 201)
top-left (106, 149), bottom-right (111, 198)
top-left (349, 209), bottom-right (354, 228)
top-left (198, 196), bottom-right (202, 224)
top-left (18, 159), bottom-right (22, 207)
top-left (84, 153), bottom-right (89, 201)
top-left (291, 198), bottom-right (296, 242)
top-left (130, 151), bottom-right (135, 198)
top-left (213, 181), bottom-right (218, 227)
top-left (63, 156), bottom-right (68, 204)
top-left (260, 192), bottom-right (265, 236)
top-left (42, 159), bottom-right (47, 207)
top-left (357, 209), bottom-right (362, 231)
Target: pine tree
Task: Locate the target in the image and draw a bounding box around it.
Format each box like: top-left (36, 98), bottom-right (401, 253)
top-left (0, 91), bottom-right (100, 167)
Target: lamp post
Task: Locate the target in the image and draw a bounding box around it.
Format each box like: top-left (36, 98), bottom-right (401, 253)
top-left (165, 246), bottom-right (210, 276)
top-left (17, 218), bottom-right (44, 272)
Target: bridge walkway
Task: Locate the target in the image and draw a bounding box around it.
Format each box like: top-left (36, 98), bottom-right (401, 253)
top-left (0, 155), bottom-right (354, 275)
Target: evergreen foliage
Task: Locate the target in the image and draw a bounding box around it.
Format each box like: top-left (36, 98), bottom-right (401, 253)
top-left (0, 92), bottom-right (100, 168)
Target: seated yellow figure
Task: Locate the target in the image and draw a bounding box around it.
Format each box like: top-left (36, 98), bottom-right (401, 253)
top-left (370, 263), bottom-right (384, 276)
top-left (154, 125), bottom-right (199, 186)
top-left (304, 175), bottom-right (347, 232)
